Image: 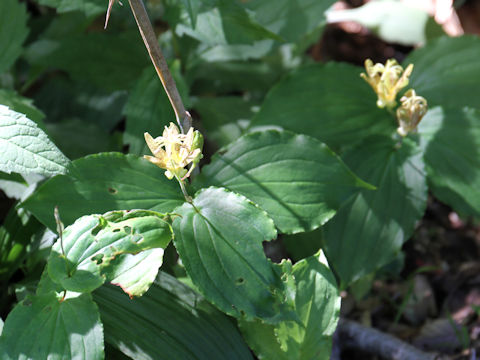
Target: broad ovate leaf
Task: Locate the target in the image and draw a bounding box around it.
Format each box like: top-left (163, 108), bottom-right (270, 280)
top-left (0, 105), bottom-right (69, 177)
top-left (94, 272), bottom-right (253, 360)
top-left (195, 130), bottom-right (373, 234)
top-left (22, 153), bottom-right (184, 230)
top-left (172, 187), bottom-right (295, 323)
top-left (323, 136), bottom-right (427, 287)
top-left (0, 292), bottom-right (104, 360)
top-left (48, 210), bottom-right (172, 295)
top-left (418, 107), bottom-right (480, 216)
top-left (251, 63), bottom-right (393, 150)
top-left (239, 252), bottom-right (341, 360)
top-left (406, 35), bottom-right (480, 109)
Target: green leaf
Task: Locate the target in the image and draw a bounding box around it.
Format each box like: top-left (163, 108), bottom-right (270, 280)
top-left (172, 187), bottom-right (294, 323)
top-left (176, 1), bottom-right (281, 46)
top-left (25, 31), bottom-right (150, 91)
top-left (323, 136), bottom-right (428, 287)
top-left (239, 252), bottom-right (341, 360)
top-left (418, 107), bottom-right (480, 216)
top-left (180, 0), bottom-right (203, 27)
top-left (22, 153), bottom-right (184, 230)
top-left (45, 119), bottom-right (120, 160)
top-left (0, 292), bottom-right (104, 360)
top-left (244, 0), bottom-right (336, 43)
top-left (124, 64), bottom-right (189, 156)
top-left (34, 77), bottom-right (127, 132)
top-left (193, 40), bottom-right (274, 62)
top-left (105, 249), bottom-right (164, 298)
top-left (406, 35), bottom-right (480, 109)
top-left (94, 272), bottom-right (253, 360)
top-left (0, 105), bottom-right (70, 177)
top-left (251, 63), bottom-right (394, 150)
top-left (195, 130), bottom-right (372, 234)
top-left (0, 89), bottom-right (45, 125)
top-left (190, 60), bottom-right (281, 93)
top-left (0, 0), bottom-right (28, 73)
top-left (37, 0), bottom-right (105, 17)
top-left (194, 96), bottom-right (256, 130)
top-left (282, 228), bottom-right (324, 262)
top-left (193, 96), bottom-right (256, 148)
top-left (48, 210), bottom-right (172, 294)
top-left (0, 207), bottom-right (43, 282)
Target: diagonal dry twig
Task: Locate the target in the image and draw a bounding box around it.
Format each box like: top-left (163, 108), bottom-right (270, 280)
top-left (105, 0), bottom-right (192, 133)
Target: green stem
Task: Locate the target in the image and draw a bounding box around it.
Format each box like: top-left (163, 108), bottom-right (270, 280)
top-left (127, 0), bottom-right (192, 133)
top-left (175, 175), bottom-right (192, 203)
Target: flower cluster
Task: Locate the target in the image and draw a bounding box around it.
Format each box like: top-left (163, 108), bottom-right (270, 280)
top-left (144, 123), bottom-right (203, 180)
top-left (360, 59), bottom-right (413, 109)
top-left (361, 59), bottom-right (428, 136)
top-left (396, 90), bottom-right (428, 137)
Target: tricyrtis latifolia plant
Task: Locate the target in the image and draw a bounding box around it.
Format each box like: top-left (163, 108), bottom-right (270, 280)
top-left (360, 58), bottom-right (428, 136)
top-left (1, 0), bottom-right (480, 358)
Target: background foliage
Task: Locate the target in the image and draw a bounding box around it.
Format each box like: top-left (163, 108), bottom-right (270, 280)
top-left (0, 0), bottom-right (479, 359)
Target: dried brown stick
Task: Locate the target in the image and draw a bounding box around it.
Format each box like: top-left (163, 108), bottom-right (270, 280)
top-left (335, 319), bottom-right (447, 360)
top-left (126, 0), bottom-right (192, 133)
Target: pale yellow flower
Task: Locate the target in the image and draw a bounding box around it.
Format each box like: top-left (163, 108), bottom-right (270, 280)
top-left (144, 123), bottom-right (203, 180)
top-left (361, 59), bottom-right (413, 109)
top-left (396, 89), bottom-right (428, 137)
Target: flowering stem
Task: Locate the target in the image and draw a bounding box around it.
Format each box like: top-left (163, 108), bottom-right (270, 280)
top-left (175, 175), bottom-right (193, 203)
top-left (127, 0), bottom-right (192, 133)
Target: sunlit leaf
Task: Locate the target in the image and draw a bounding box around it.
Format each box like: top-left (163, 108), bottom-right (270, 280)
top-left (172, 187), bottom-right (295, 323)
top-left (239, 252), bottom-right (340, 360)
top-left (22, 153), bottom-right (184, 230)
top-left (48, 210), bottom-right (172, 294)
top-left (0, 105), bottom-right (70, 177)
top-left (195, 130), bottom-right (373, 234)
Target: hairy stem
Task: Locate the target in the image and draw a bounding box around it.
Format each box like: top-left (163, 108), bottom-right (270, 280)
top-left (127, 0), bottom-right (192, 133)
